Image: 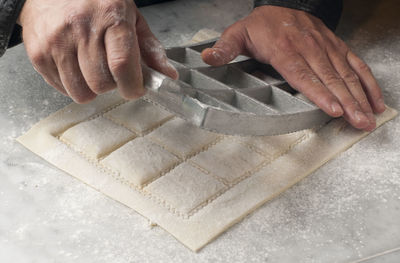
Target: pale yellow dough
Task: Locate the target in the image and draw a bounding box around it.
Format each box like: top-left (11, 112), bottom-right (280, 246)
top-left (101, 137), bottom-right (180, 188)
top-left (190, 138), bottom-right (265, 184)
top-left (147, 117), bottom-right (221, 159)
top-left (17, 30), bottom-right (398, 252)
top-left (104, 99), bottom-right (173, 135)
top-left (145, 162), bottom-right (226, 215)
top-left (60, 116), bottom-right (136, 159)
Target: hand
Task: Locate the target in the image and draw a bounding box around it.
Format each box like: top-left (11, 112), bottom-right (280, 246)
top-left (18, 0), bottom-right (178, 103)
top-left (202, 6), bottom-right (386, 131)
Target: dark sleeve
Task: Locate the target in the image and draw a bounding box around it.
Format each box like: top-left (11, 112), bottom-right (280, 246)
top-left (254, 0), bottom-right (343, 31)
top-left (135, 0), bottom-right (173, 6)
top-left (0, 0), bottom-right (26, 57)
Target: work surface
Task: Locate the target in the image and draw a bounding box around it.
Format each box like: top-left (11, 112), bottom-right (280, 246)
top-left (1, 0), bottom-right (399, 262)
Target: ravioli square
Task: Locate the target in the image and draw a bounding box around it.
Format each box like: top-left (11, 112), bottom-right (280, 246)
top-left (191, 138), bottom-right (265, 184)
top-left (100, 137), bottom-right (180, 187)
top-left (145, 162), bottom-right (225, 215)
top-left (60, 116), bottom-right (136, 159)
top-left (147, 118), bottom-right (220, 159)
top-left (104, 99), bottom-right (173, 134)
top-left (237, 130), bottom-right (308, 157)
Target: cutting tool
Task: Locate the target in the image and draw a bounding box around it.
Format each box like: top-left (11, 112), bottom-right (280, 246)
top-left (142, 38), bottom-right (332, 136)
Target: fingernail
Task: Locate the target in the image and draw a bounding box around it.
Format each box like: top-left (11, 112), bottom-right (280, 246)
top-left (133, 88), bottom-right (147, 99)
top-left (377, 97), bottom-right (386, 111)
top-left (355, 110), bottom-right (370, 124)
top-left (166, 61), bottom-right (179, 80)
top-left (212, 49), bottom-right (223, 58)
top-left (331, 102), bottom-right (343, 115)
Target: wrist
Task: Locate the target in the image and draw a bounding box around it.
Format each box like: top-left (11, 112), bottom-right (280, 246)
top-left (253, 0), bottom-right (343, 31)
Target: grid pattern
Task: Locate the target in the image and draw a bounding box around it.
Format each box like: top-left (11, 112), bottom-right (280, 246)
top-left (17, 30), bottom-right (398, 251)
top-left (163, 42), bottom-right (317, 117)
top-left (57, 98), bottom-right (311, 219)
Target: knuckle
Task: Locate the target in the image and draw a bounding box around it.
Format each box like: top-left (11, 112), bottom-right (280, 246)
top-left (108, 55), bottom-right (130, 74)
top-left (290, 65), bottom-right (311, 83)
top-left (358, 98), bottom-right (370, 108)
top-left (47, 31), bottom-right (64, 47)
top-left (353, 93), bottom-right (370, 105)
top-left (105, 0), bottom-right (126, 12)
top-left (357, 60), bottom-right (371, 73)
top-left (65, 11), bottom-right (91, 37)
top-left (336, 39), bottom-right (349, 53)
top-left (342, 71), bottom-right (360, 85)
top-left (276, 37), bottom-right (295, 53)
top-left (343, 99), bottom-right (360, 109)
top-left (323, 72), bottom-right (343, 86)
top-left (317, 64), bottom-right (331, 76)
top-left (302, 31), bottom-right (320, 50)
top-left (284, 13), bottom-right (297, 25)
top-left (66, 11), bottom-right (90, 28)
top-left (296, 69), bottom-right (311, 82)
top-left (102, 0), bottom-right (127, 21)
top-left (330, 36), bottom-right (348, 52)
top-left (30, 50), bottom-right (46, 67)
top-left (309, 28), bottom-right (323, 40)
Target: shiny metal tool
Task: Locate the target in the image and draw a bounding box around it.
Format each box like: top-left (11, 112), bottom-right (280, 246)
top-left (142, 38), bottom-right (332, 136)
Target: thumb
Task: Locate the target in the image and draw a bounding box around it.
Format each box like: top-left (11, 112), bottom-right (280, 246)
top-left (136, 13), bottom-right (179, 80)
top-left (201, 25), bottom-right (245, 66)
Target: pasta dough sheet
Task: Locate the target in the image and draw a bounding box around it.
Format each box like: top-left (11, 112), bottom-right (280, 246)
top-left (17, 30), bottom-right (398, 252)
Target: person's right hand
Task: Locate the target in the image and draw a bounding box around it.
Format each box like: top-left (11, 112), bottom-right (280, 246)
top-left (202, 6), bottom-right (386, 131)
top-left (18, 0), bottom-right (178, 103)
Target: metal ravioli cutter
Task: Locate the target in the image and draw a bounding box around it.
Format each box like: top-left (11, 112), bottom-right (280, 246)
top-left (142, 39), bottom-right (332, 136)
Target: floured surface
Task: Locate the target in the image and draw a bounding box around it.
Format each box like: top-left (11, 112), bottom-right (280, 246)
top-left (16, 30), bottom-right (399, 251)
top-left (17, 90), bottom-right (398, 251)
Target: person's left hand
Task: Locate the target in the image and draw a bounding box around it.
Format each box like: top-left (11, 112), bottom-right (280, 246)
top-left (201, 6), bottom-right (386, 131)
top-left (18, 0), bottom-right (178, 104)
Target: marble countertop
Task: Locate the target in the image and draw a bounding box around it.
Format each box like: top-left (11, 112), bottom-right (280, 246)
top-left (0, 0), bottom-right (399, 262)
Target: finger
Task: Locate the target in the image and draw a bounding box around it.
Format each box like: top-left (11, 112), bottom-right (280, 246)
top-left (327, 47), bottom-right (376, 130)
top-left (77, 34), bottom-right (116, 95)
top-left (297, 35), bottom-right (371, 129)
top-left (271, 53), bottom-right (344, 118)
top-left (347, 51), bottom-right (386, 113)
top-left (201, 23), bottom-right (245, 66)
top-left (27, 45), bottom-right (67, 95)
top-left (54, 50), bottom-right (97, 103)
top-left (136, 13), bottom-right (178, 80)
top-left (105, 22), bottom-right (145, 99)
top-left (33, 58), bottom-right (68, 96)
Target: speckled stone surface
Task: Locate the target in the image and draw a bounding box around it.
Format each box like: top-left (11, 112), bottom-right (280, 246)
top-left (0, 0), bottom-right (399, 262)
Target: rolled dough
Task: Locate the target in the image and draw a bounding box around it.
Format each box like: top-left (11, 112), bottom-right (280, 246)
top-left (17, 30), bottom-right (398, 252)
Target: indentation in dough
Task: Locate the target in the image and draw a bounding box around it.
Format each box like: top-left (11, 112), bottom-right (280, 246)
top-left (190, 138), bottom-right (265, 184)
top-left (60, 116), bottom-right (136, 159)
top-left (147, 118), bottom-right (221, 159)
top-left (100, 137), bottom-right (179, 188)
top-left (103, 99), bottom-right (173, 135)
top-left (233, 130), bottom-right (308, 157)
top-left (145, 162), bottom-right (226, 214)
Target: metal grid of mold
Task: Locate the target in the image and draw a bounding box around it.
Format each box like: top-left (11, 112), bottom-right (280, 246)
top-left (143, 39), bottom-right (331, 136)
